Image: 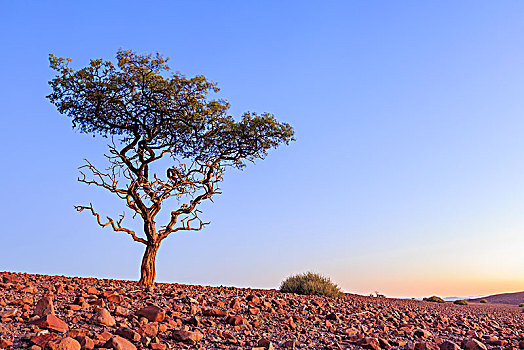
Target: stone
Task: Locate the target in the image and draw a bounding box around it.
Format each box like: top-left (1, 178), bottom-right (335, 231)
top-left (257, 338), bottom-right (275, 350)
top-left (230, 298), bottom-right (242, 310)
top-left (140, 322), bottom-right (158, 338)
top-left (74, 335), bottom-right (95, 350)
top-left (187, 316), bottom-right (202, 327)
top-left (47, 337), bottom-right (81, 350)
top-left (247, 295), bottom-right (261, 304)
top-left (104, 335), bottom-right (137, 350)
top-left (32, 314), bottom-right (69, 333)
top-left (439, 340), bottom-right (461, 350)
top-left (30, 333), bottom-right (59, 347)
top-left (226, 315), bottom-right (247, 326)
top-left (2, 274), bottom-right (19, 283)
top-left (116, 327), bottom-right (141, 342)
top-left (35, 296), bottom-right (55, 317)
top-left (462, 339), bottom-right (488, 350)
top-left (202, 308), bottom-right (228, 317)
top-left (415, 329), bottom-right (433, 339)
top-left (415, 342), bottom-right (439, 350)
top-left (248, 307), bottom-right (260, 315)
top-left (90, 308), bottom-right (116, 327)
top-left (106, 294), bottom-right (122, 303)
top-left (136, 305), bottom-right (165, 322)
top-left (172, 329), bottom-right (203, 343)
top-left (150, 343), bottom-right (166, 350)
top-left (86, 287), bottom-right (99, 295)
top-left (114, 306), bottom-right (130, 316)
top-left (20, 284), bottom-right (37, 293)
top-left (357, 337), bottom-right (381, 350)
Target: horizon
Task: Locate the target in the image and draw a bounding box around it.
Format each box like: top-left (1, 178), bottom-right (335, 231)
top-left (1, 1), bottom-right (523, 298)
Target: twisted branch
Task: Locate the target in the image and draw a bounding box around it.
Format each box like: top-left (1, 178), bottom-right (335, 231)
top-left (75, 204), bottom-right (147, 245)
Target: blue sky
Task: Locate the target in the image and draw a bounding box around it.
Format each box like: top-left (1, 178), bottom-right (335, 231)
top-left (1, 1), bottom-right (524, 297)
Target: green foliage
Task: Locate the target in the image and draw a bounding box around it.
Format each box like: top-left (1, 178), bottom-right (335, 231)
top-left (423, 296), bottom-right (446, 303)
top-left (453, 299), bottom-right (469, 305)
top-left (280, 272), bottom-right (344, 298)
top-left (47, 49), bottom-right (294, 168)
top-left (519, 303), bottom-right (524, 307)
top-left (479, 299), bottom-right (488, 304)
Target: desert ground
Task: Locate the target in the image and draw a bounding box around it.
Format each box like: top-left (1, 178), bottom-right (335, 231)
top-left (0, 272), bottom-right (522, 350)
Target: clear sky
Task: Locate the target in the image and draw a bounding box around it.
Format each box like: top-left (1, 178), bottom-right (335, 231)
top-left (1, 1), bottom-right (524, 298)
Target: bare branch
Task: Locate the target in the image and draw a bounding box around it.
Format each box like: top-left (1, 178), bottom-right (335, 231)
top-left (75, 204), bottom-right (147, 245)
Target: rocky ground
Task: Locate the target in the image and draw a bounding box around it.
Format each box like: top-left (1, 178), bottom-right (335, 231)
top-left (0, 272), bottom-right (523, 350)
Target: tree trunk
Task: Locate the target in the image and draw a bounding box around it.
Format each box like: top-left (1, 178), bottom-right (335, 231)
top-left (139, 242), bottom-right (159, 286)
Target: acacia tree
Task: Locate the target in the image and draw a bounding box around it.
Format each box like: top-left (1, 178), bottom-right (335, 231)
top-left (47, 49), bottom-right (294, 286)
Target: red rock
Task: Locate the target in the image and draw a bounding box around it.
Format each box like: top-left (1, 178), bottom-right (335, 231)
top-left (74, 335), bottom-right (95, 350)
top-left (247, 295), bottom-right (261, 304)
top-left (140, 322), bottom-right (158, 338)
top-left (257, 338), bottom-right (275, 350)
top-left (150, 343), bottom-right (166, 350)
top-left (358, 337), bottom-right (381, 350)
top-left (519, 341), bottom-right (524, 350)
top-left (2, 274), bottom-right (19, 283)
top-left (35, 296), bottom-right (55, 317)
top-left (99, 331), bottom-right (113, 341)
top-left (230, 298), bottom-right (241, 310)
top-left (20, 284), bottom-right (37, 293)
top-left (32, 314), bottom-right (69, 333)
top-left (30, 333), bottom-right (59, 347)
top-left (202, 308), bottom-right (228, 317)
top-left (104, 335), bottom-right (137, 350)
top-left (248, 307), bottom-right (260, 315)
top-left (172, 329), bottom-right (203, 343)
top-left (47, 337), bottom-right (81, 350)
top-left (439, 340), bottom-right (460, 350)
top-left (88, 299), bottom-right (104, 307)
top-left (226, 315), bottom-right (247, 326)
top-left (106, 294), bottom-right (122, 303)
top-left (462, 339), bottom-right (488, 350)
top-left (415, 342), bottom-right (440, 350)
top-left (87, 287), bottom-right (99, 295)
top-left (116, 327), bottom-right (141, 342)
top-left (415, 329), bottom-right (433, 339)
top-left (90, 308), bottom-right (116, 327)
top-left (114, 306), bottom-right (130, 316)
top-left (0, 338), bottom-right (13, 349)
top-left (136, 305), bottom-right (165, 322)
top-left (68, 329), bottom-right (88, 338)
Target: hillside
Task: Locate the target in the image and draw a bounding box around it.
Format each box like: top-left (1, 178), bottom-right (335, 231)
top-left (0, 272), bottom-right (523, 349)
top-left (468, 291), bottom-right (524, 305)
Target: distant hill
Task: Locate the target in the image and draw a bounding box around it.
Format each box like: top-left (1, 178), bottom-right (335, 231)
top-left (468, 291), bottom-right (524, 305)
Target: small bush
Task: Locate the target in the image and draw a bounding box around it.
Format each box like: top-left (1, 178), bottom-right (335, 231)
top-left (279, 272), bottom-right (344, 298)
top-left (519, 303), bottom-right (524, 307)
top-left (479, 299), bottom-right (488, 304)
top-left (423, 296), bottom-right (446, 303)
top-left (453, 299), bottom-right (469, 305)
